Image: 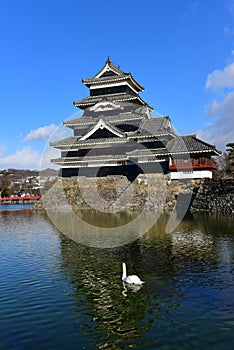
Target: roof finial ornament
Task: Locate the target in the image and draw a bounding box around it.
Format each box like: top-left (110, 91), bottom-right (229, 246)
top-left (106, 55), bottom-right (111, 64)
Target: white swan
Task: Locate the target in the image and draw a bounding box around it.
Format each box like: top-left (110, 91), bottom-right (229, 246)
top-left (122, 262), bottom-right (144, 285)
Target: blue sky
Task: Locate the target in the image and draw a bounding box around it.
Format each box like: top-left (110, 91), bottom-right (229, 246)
top-left (0, 0), bottom-right (234, 169)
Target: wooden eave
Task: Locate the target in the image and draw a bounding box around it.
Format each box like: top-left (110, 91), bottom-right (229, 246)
top-left (128, 133), bottom-right (173, 140)
top-left (51, 138), bottom-right (129, 150)
top-left (169, 149), bottom-right (221, 156)
top-left (63, 116), bottom-right (145, 128)
top-left (73, 94), bottom-right (153, 110)
top-left (64, 119), bottom-right (139, 129)
top-left (83, 74), bottom-right (144, 92)
top-left (51, 154), bottom-right (128, 164)
top-left (63, 120), bottom-right (94, 127)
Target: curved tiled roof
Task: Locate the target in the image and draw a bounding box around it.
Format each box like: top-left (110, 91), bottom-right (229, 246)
top-left (129, 117), bottom-right (176, 138)
top-left (167, 136), bottom-right (221, 155)
top-left (73, 92), bottom-right (152, 109)
top-left (82, 57), bottom-right (144, 91)
top-left (64, 115), bottom-right (144, 127)
top-left (51, 136), bottom-right (129, 149)
top-left (64, 103), bottom-right (147, 127)
top-left (82, 74), bottom-right (144, 91)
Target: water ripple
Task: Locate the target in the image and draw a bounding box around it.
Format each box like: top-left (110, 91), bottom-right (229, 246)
top-left (0, 211), bottom-right (234, 349)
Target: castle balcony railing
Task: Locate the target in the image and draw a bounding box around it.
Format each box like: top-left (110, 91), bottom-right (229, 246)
top-left (169, 158), bottom-right (218, 171)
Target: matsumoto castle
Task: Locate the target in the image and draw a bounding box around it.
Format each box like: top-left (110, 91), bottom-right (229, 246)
top-left (51, 57), bottom-right (220, 179)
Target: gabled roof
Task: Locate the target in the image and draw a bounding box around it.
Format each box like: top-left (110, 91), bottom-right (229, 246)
top-left (82, 102), bottom-right (150, 118)
top-left (80, 118), bottom-right (125, 140)
top-left (64, 115), bottom-right (144, 128)
top-left (82, 56), bottom-right (144, 92)
top-left (86, 56), bottom-right (126, 79)
top-left (167, 135), bottom-right (221, 155)
top-left (64, 103), bottom-right (148, 128)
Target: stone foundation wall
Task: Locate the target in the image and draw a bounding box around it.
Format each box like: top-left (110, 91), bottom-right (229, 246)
top-left (32, 175), bottom-right (233, 214)
top-left (191, 178), bottom-right (234, 213)
top-left (33, 174), bottom-right (167, 213)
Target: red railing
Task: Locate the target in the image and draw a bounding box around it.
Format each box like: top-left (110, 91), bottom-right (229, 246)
top-left (169, 159), bottom-right (218, 171)
top-left (0, 195), bottom-right (41, 201)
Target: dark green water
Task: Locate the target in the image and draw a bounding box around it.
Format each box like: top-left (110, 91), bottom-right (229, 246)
top-left (0, 207), bottom-right (234, 349)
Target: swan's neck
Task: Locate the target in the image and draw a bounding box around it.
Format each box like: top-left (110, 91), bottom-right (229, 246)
top-left (122, 262), bottom-right (127, 280)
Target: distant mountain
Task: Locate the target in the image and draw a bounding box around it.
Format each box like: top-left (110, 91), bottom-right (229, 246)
top-left (39, 168), bottom-right (58, 177)
top-left (0, 168), bottom-right (58, 181)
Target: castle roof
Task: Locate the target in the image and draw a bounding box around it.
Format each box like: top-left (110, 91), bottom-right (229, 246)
top-left (52, 116), bottom-right (175, 150)
top-left (73, 92), bottom-right (152, 109)
top-left (129, 117), bottom-right (175, 138)
top-left (64, 102), bottom-right (149, 127)
top-left (73, 57), bottom-right (151, 109)
top-left (51, 136), bottom-right (129, 149)
top-left (167, 135), bottom-right (221, 155)
top-left (82, 56), bottom-right (144, 92)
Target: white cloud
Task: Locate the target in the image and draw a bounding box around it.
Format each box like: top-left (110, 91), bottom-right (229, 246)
top-left (0, 146), bottom-right (61, 171)
top-left (24, 124), bottom-right (58, 142)
top-left (202, 56), bottom-right (234, 151)
top-left (0, 147), bottom-right (42, 169)
top-left (197, 91), bottom-right (234, 151)
top-left (40, 146), bottom-right (60, 171)
top-left (205, 61), bottom-right (234, 89)
top-left (207, 90), bottom-right (234, 117)
top-left (0, 123), bottom-right (71, 170)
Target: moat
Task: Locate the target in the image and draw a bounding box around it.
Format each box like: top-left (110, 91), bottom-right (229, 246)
top-left (0, 206), bottom-right (234, 349)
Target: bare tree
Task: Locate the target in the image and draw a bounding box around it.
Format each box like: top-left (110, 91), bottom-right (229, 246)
top-left (225, 142), bottom-right (234, 178)
top-left (0, 176), bottom-right (12, 197)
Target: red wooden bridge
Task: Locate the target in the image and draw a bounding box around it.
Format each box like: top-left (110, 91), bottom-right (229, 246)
top-left (0, 195), bottom-right (41, 203)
